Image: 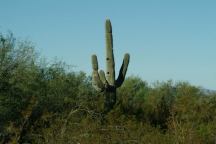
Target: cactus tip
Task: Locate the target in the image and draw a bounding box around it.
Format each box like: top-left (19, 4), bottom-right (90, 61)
top-left (106, 19), bottom-right (112, 33)
top-left (125, 53), bottom-right (130, 57)
top-left (91, 54), bottom-right (98, 70)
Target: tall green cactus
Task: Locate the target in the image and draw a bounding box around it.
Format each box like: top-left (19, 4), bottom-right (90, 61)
top-left (91, 19), bottom-right (130, 113)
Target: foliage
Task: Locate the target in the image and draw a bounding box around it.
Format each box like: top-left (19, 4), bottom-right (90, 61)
top-left (0, 33), bottom-right (216, 143)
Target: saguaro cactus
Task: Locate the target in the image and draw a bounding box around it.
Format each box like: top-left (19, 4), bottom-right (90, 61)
top-left (91, 19), bottom-right (130, 113)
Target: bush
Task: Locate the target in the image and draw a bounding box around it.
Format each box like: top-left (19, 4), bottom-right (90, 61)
top-left (1, 33), bottom-right (216, 143)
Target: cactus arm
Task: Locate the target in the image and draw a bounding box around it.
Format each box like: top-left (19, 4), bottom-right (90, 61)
top-left (99, 70), bottom-right (108, 87)
top-left (116, 53), bottom-right (130, 87)
top-left (92, 70), bottom-right (104, 92)
top-left (91, 55), bottom-right (104, 92)
top-left (105, 19), bottom-right (115, 86)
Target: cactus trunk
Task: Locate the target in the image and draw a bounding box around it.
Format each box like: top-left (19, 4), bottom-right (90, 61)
top-left (91, 19), bottom-right (130, 113)
top-left (105, 20), bottom-right (115, 86)
top-left (104, 87), bottom-right (116, 113)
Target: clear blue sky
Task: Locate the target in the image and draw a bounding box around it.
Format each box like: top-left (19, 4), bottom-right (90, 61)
top-left (0, 0), bottom-right (215, 89)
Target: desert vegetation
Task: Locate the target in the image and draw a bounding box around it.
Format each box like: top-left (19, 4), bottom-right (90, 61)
top-left (1, 32), bottom-right (216, 143)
